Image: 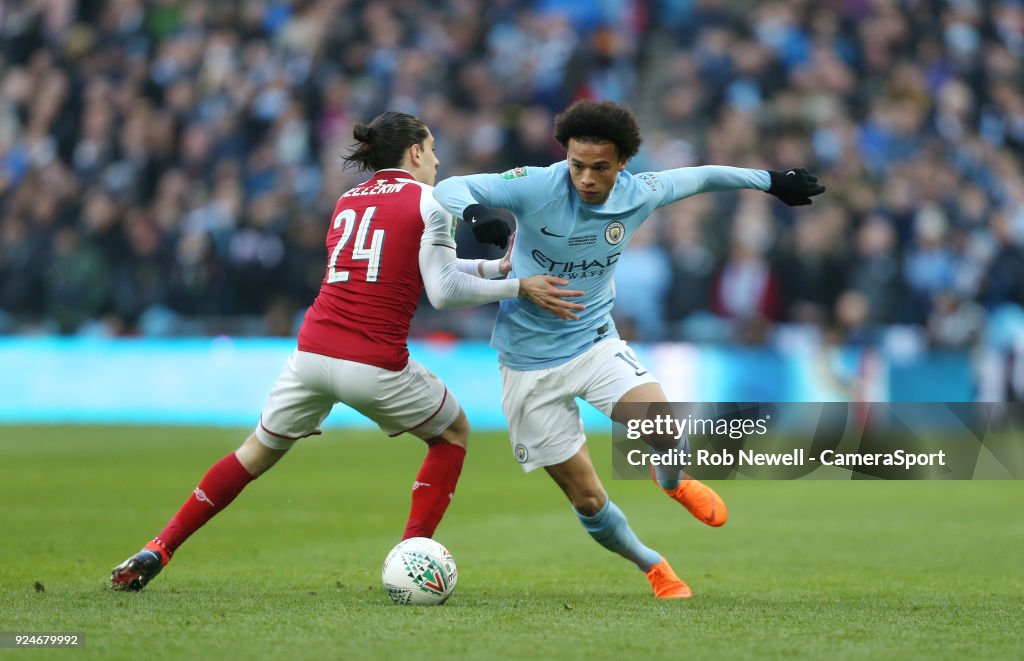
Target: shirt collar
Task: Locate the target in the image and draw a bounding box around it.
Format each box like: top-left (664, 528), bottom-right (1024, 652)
top-left (374, 168), bottom-right (414, 179)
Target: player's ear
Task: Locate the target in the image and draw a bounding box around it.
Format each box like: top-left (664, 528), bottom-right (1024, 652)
top-left (408, 142), bottom-right (423, 166)
top-left (618, 160), bottom-right (627, 172)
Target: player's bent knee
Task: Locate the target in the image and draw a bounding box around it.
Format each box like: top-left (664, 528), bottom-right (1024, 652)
top-left (237, 432), bottom-right (288, 477)
top-left (444, 413), bottom-right (468, 450)
top-left (572, 492), bottom-right (607, 517)
top-left (430, 410), bottom-right (470, 449)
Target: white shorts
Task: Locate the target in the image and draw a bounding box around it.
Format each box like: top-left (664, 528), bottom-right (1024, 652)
top-left (256, 350), bottom-right (461, 450)
top-left (500, 339), bottom-right (657, 472)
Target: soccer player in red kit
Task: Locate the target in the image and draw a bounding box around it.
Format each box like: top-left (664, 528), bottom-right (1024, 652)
top-left (110, 112), bottom-right (584, 591)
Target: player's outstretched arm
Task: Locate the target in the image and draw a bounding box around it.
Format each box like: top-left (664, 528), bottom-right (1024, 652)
top-left (517, 275), bottom-right (585, 321)
top-left (656, 165), bottom-right (824, 207)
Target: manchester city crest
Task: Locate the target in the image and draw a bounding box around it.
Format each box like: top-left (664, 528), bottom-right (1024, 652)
top-left (605, 221), bottom-right (625, 245)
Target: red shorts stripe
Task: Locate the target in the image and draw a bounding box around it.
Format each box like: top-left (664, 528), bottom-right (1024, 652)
top-left (259, 415), bottom-right (323, 441)
top-left (388, 387), bottom-right (449, 437)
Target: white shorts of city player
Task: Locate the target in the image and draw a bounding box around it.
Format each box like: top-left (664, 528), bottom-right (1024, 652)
top-left (256, 350), bottom-right (461, 449)
top-left (500, 339), bottom-right (657, 472)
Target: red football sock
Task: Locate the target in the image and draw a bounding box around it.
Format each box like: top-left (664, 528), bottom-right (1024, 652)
top-left (402, 442), bottom-right (466, 540)
top-left (154, 452), bottom-right (255, 554)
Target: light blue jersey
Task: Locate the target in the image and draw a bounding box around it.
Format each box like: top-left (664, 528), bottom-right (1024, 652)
top-left (433, 162), bottom-right (770, 370)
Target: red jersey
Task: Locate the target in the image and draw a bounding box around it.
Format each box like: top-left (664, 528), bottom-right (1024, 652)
top-left (297, 169), bottom-right (457, 370)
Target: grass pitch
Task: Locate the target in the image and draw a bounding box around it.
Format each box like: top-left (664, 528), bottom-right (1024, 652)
top-left (0, 425), bottom-right (1021, 659)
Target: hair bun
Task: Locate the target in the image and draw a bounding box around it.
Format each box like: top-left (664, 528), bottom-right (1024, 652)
top-left (353, 123), bottom-right (376, 142)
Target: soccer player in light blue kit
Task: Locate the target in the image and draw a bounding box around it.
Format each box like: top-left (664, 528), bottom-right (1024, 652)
top-left (434, 100), bottom-right (825, 598)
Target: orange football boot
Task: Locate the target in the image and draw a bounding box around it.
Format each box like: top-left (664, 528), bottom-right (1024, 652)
top-left (653, 468), bottom-right (728, 527)
top-left (645, 558), bottom-right (692, 599)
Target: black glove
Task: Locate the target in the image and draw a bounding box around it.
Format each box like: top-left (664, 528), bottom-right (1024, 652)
top-left (463, 203), bottom-right (512, 249)
top-left (767, 168), bottom-right (826, 206)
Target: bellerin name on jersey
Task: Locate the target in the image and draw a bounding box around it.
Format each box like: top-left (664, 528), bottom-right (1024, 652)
top-left (342, 182), bottom-right (409, 197)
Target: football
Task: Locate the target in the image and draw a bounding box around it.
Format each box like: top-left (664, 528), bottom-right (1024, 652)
top-left (381, 537), bottom-right (458, 605)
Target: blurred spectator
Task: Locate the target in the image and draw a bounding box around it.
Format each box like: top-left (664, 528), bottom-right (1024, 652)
top-left (613, 220), bottom-right (671, 341)
top-left (662, 201), bottom-right (716, 339)
top-left (44, 226), bottom-right (111, 334)
top-left (777, 203), bottom-right (849, 326)
top-left (927, 290), bottom-right (986, 349)
top-left (847, 213), bottom-right (904, 325)
top-left (709, 217), bottom-right (782, 344)
top-left (166, 230), bottom-right (226, 317)
top-left (903, 205), bottom-right (958, 324)
top-left (111, 208), bottom-right (170, 332)
top-left (832, 289), bottom-right (876, 347)
top-left (501, 105), bottom-right (563, 166)
top-left (227, 192), bottom-right (287, 315)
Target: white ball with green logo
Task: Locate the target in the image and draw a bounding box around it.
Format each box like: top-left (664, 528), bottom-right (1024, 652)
top-left (382, 537), bottom-right (458, 605)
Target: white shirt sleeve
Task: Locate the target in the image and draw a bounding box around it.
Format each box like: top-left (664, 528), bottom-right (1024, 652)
top-left (456, 259), bottom-right (505, 278)
top-left (418, 185), bottom-right (519, 309)
top-left (456, 259), bottom-right (482, 276)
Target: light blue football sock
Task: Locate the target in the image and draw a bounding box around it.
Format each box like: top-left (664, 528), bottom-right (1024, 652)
top-left (647, 433), bottom-right (690, 490)
top-left (576, 498), bottom-right (661, 571)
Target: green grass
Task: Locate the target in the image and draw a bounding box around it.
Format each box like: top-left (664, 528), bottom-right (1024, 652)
top-left (0, 426), bottom-right (1021, 660)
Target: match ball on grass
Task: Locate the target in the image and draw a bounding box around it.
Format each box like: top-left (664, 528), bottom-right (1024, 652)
top-left (381, 537), bottom-right (457, 605)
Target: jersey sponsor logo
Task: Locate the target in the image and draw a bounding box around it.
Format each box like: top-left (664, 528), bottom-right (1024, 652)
top-left (540, 226), bottom-right (566, 237)
top-left (605, 221), bottom-right (625, 245)
top-left (531, 249), bottom-right (620, 277)
top-left (637, 172), bottom-right (661, 191)
top-left (499, 166), bottom-right (529, 180)
top-left (514, 444), bottom-right (529, 463)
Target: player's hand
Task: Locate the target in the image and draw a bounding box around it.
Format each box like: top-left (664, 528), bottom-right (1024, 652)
top-left (464, 203), bottom-right (512, 249)
top-left (767, 168), bottom-right (825, 206)
top-left (498, 232), bottom-right (516, 276)
top-left (518, 275), bottom-right (585, 321)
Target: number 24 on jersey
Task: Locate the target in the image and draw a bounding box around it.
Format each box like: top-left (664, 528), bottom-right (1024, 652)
top-left (328, 206), bottom-right (385, 284)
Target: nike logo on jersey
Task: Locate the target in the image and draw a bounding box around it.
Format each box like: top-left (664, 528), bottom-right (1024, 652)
top-left (412, 481), bottom-right (432, 491)
top-left (540, 226), bottom-right (566, 237)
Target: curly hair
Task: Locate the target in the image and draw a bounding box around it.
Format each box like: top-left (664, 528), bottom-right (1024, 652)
top-left (343, 111), bottom-right (429, 172)
top-left (553, 100), bottom-right (642, 161)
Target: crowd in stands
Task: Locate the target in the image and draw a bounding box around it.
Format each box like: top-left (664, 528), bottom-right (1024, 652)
top-left (1, 0), bottom-right (1022, 352)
